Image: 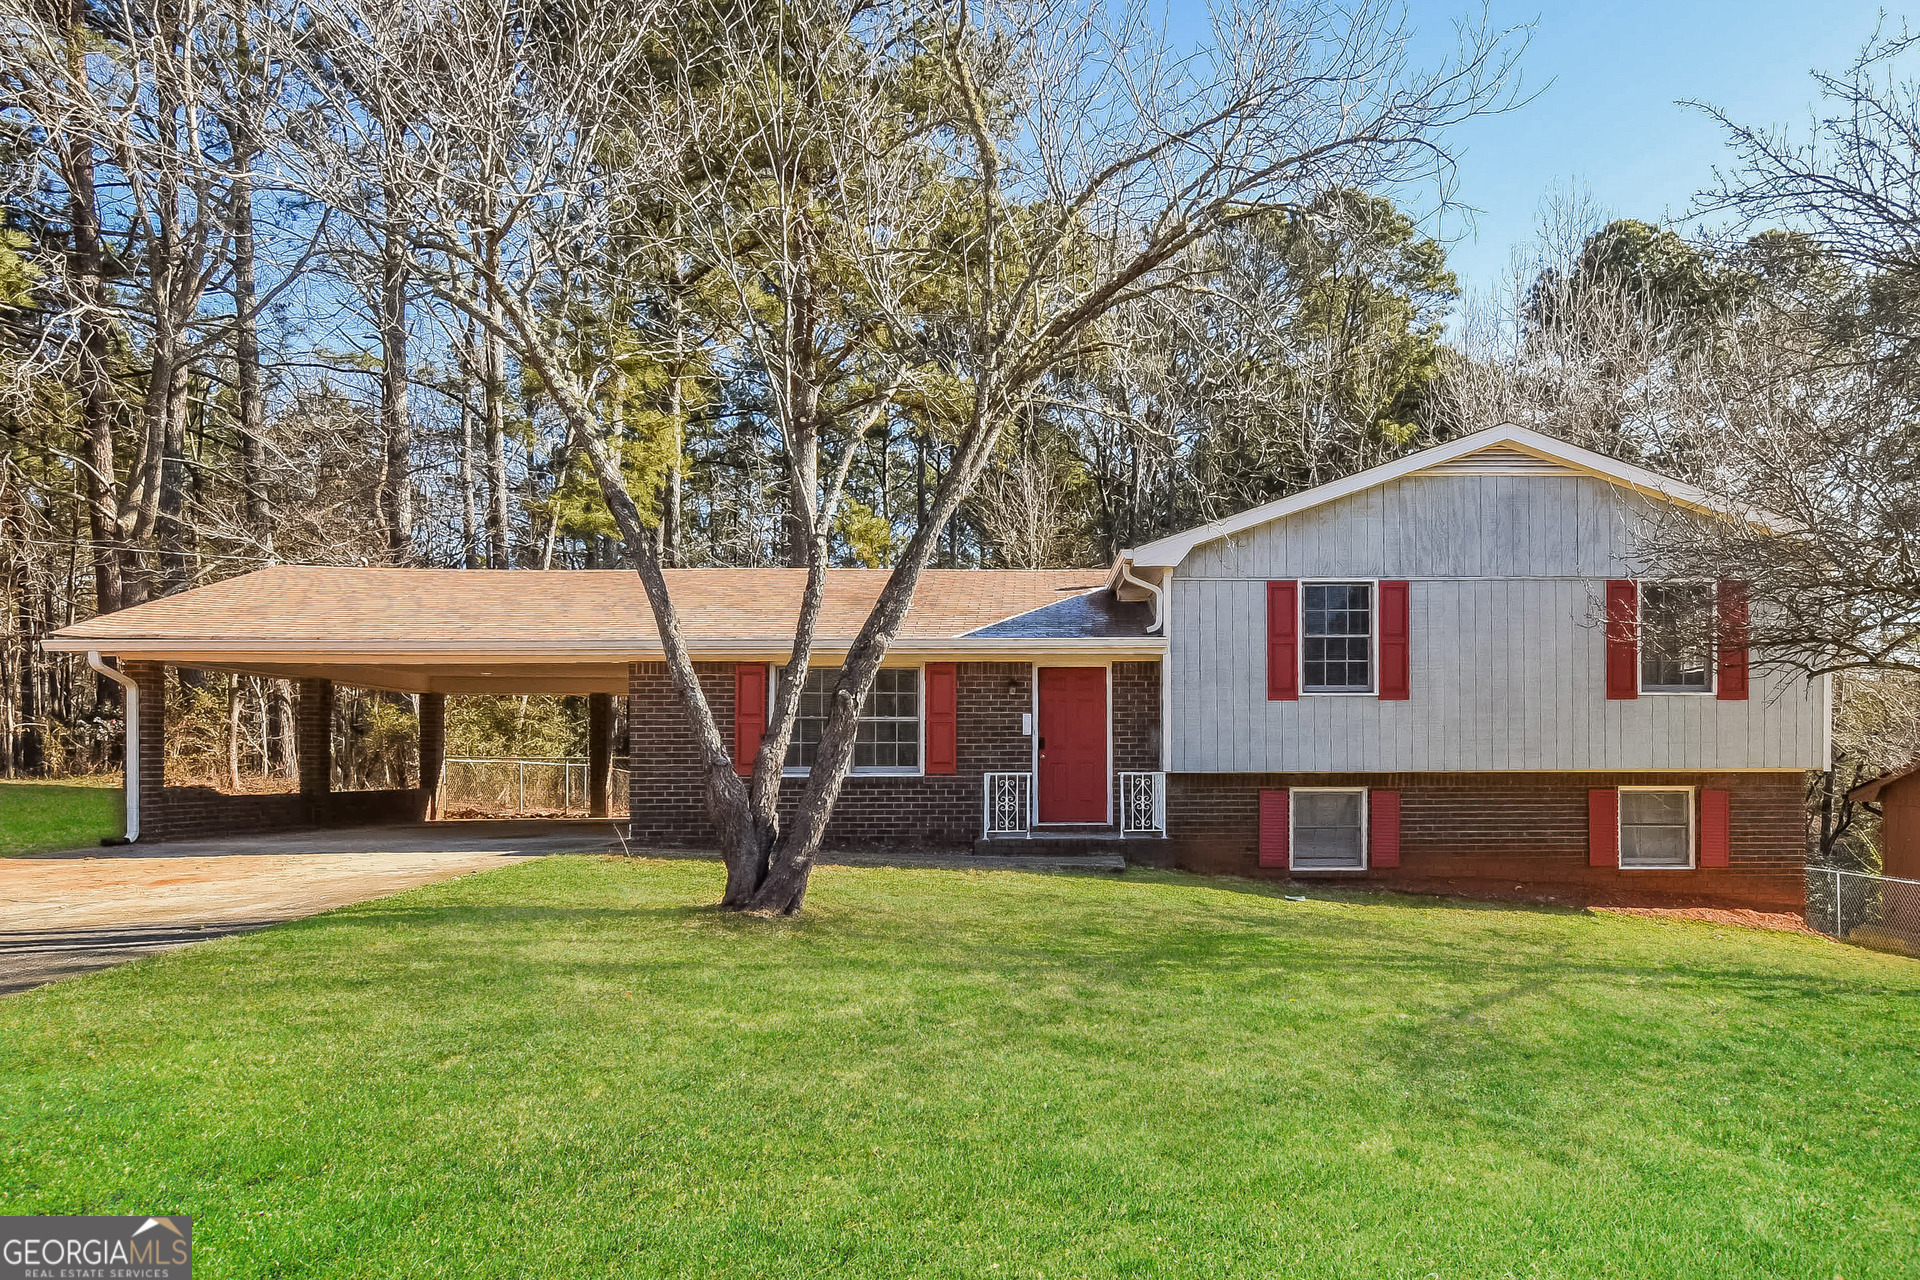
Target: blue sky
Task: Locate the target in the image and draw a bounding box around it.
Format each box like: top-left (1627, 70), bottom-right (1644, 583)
top-left (1166, 1), bottom-right (1899, 307)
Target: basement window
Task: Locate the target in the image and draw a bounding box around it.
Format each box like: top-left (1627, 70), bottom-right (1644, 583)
top-left (784, 668), bottom-right (921, 774)
top-left (1619, 787), bottom-right (1694, 869)
top-left (1291, 788), bottom-right (1367, 871)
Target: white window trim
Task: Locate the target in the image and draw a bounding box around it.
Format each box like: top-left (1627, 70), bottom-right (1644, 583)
top-left (1617, 785), bottom-right (1697, 870)
top-left (1289, 785), bottom-right (1370, 872)
top-left (1298, 578), bottom-right (1380, 697)
top-left (1636, 580), bottom-right (1717, 697)
top-left (777, 664), bottom-right (927, 779)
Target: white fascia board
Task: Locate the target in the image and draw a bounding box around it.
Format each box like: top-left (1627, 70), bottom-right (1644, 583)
top-left (1117, 425), bottom-right (1793, 570)
top-left (41, 636), bottom-right (1166, 662)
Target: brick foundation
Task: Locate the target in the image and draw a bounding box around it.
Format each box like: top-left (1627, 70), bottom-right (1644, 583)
top-left (627, 661), bottom-right (1163, 849)
top-left (1156, 771), bottom-right (1811, 909)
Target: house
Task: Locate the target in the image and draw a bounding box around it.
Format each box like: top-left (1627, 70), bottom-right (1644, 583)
top-left (1846, 767), bottom-right (1920, 880)
top-left (44, 425), bottom-right (1827, 909)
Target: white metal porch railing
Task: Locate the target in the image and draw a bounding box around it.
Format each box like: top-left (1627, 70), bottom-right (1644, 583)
top-left (1118, 771), bottom-right (1166, 836)
top-left (982, 771), bottom-right (1034, 837)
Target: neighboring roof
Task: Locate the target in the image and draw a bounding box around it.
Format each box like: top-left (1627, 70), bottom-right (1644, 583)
top-left (1848, 764), bottom-right (1920, 804)
top-left (1116, 424), bottom-right (1793, 573)
top-left (44, 565), bottom-right (1144, 659)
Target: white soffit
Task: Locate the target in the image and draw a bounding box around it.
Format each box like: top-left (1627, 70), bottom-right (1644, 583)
top-left (1116, 425), bottom-right (1790, 570)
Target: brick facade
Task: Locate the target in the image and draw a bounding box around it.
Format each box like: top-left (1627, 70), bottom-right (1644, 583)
top-left (1111, 661), bottom-right (1162, 773)
top-left (627, 660), bottom-right (1162, 849)
top-left (1155, 770), bottom-right (1811, 909)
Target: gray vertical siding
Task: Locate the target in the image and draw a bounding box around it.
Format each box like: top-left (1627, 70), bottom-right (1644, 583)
top-left (1167, 473), bottom-right (1829, 773)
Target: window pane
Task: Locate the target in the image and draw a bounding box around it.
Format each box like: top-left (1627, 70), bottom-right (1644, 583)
top-left (1640, 584), bottom-right (1713, 692)
top-left (1621, 790), bottom-right (1687, 826)
top-left (1620, 789), bottom-right (1691, 868)
top-left (1295, 791), bottom-right (1361, 826)
top-left (1301, 583), bottom-right (1372, 692)
top-left (785, 667), bottom-right (920, 771)
top-left (1293, 791), bottom-right (1365, 869)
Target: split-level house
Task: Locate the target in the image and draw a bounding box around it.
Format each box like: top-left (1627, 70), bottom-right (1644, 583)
top-left (46, 425), bottom-right (1826, 908)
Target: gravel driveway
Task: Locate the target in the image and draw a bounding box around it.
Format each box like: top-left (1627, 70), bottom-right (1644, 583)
top-left (0, 820), bottom-right (618, 995)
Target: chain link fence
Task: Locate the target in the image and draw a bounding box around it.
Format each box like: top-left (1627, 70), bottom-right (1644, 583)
top-left (1807, 866), bottom-right (1920, 958)
top-left (439, 758), bottom-right (629, 817)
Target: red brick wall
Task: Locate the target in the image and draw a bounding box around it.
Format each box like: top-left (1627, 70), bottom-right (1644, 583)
top-left (1112, 661), bottom-right (1161, 772)
top-left (629, 660), bottom-right (1107, 848)
top-left (1157, 771), bottom-right (1811, 909)
top-left (141, 786), bottom-right (427, 841)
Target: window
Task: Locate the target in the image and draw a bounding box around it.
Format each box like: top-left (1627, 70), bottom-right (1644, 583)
top-left (784, 667), bottom-right (921, 772)
top-left (1302, 582), bottom-right (1373, 693)
top-left (1640, 583), bottom-right (1714, 693)
top-left (1291, 788), bottom-right (1367, 870)
top-left (1619, 788), bottom-right (1693, 869)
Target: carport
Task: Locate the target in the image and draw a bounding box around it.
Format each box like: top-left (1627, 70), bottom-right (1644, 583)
top-left (42, 567), bottom-right (641, 844)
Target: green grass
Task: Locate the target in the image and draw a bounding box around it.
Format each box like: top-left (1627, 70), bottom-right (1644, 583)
top-left (4, 858), bottom-right (1918, 1278)
top-left (0, 776), bottom-right (122, 854)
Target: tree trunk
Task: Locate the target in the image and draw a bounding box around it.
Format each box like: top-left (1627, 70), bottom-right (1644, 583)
top-left (459, 390), bottom-right (481, 568)
top-left (155, 361), bottom-right (194, 599)
top-left (227, 91), bottom-right (271, 554)
top-left (61, 3), bottom-right (128, 620)
top-left (379, 203), bottom-right (412, 564)
top-left (226, 674), bottom-right (241, 791)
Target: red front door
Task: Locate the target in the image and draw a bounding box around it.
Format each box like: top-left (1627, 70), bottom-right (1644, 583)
top-left (1037, 667), bottom-right (1107, 823)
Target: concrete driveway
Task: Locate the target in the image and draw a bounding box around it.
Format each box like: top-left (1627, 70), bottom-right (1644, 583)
top-left (0, 819), bottom-right (619, 996)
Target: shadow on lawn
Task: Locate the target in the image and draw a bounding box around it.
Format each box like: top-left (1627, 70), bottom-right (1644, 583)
top-left (291, 882), bottom-right (1867, 1018)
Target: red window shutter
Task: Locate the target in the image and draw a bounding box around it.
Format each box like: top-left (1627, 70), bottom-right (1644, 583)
top-left (1378, 581), bottom-right (1410, 700)
top-left (925, 663), bottom-right (958, 774)
top-left (1701, 789), bottom-right (1731, 867)
top-left (1589, 788), bottom-right (1619, 868)
top-left (1369, 790), bottom-right (1401, 868)
top-left (1267, 581), bottom-right (1299, 701)
top-left (733, 663), bottom-right (767, 777)
top-left (1716, 581), bottom-right (1749, 701)
top-left (1605, 580), bottom-right (1639, 700)
top-left (1258, 789), bottom-right (1290, 868)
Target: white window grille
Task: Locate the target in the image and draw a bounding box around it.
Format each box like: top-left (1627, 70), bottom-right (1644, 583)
top-left (983, 771), bottom-right (1034, 837)
top-left (1118, 771), bottom-right (1166, 835)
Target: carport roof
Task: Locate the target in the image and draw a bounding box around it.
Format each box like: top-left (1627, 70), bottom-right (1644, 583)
top-left (43, 566), bottom-right (1158, 694)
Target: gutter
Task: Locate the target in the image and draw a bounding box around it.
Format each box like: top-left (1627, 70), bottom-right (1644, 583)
top-left (1116, 560), bottom-right (1165, 634)
top-left (86, 651), bottom-right (139, 843)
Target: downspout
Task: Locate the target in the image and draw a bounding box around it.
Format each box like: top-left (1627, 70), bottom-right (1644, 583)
top-left (1117, 560), bottom-right (1164, 634)
top-left (87, 651), bottom-right (139, 843)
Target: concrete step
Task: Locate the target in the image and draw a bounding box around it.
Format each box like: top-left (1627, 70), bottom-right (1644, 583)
top-left (973, 834), bottom-right (1142, 857)
top-left (827, 850), bottom-right (1126, 873)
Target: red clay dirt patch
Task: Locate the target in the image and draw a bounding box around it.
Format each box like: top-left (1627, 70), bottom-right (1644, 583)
top-left (1593, 905), bottom-right (1816, 936)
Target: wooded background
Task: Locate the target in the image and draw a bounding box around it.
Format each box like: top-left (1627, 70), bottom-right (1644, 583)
top-left (5, 1), bottom-right (1920, 864)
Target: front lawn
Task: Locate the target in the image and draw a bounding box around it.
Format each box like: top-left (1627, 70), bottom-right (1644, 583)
top-left (3, 858), bottom-right (1917, 1278)
top-left (0, 776), bottom-right (122, 855)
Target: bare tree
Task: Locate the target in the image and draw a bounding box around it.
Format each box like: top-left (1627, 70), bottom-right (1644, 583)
top-left (280, 0), bottom-right (1519, 913)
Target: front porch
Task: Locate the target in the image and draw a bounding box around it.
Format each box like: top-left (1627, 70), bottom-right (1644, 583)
top-left (974, 768), bottom-right (1167, 854)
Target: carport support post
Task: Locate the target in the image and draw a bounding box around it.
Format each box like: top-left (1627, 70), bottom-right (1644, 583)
top-left (588, 692), bottom-right (613, 819)
top-left (418, 692), bottom-right (446, 820)
top-left (297, 678), bottom-right (333, 811)
top-left (122, 661), bottom-right (167, 840)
